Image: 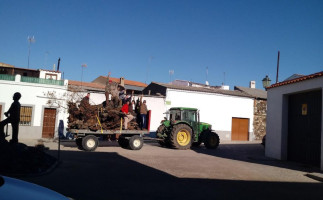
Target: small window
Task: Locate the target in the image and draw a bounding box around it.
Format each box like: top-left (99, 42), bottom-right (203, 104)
top-left (45, 73), bottom-right (57, 80)
top-left (20, 106), bottom-right (32, 126)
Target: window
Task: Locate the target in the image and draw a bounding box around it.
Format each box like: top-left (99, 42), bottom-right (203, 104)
top-left (183, 110), bottom-right (196, 122)
top-left (170, 110), bottom-right (181, 121)
top-left (45, 73), bottom-right (57, 80)
top-left (20, 106), bottom-right (32, 126)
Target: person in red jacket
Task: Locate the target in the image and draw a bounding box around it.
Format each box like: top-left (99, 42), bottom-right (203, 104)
top-left (121, 101), bottom-right (134, 130)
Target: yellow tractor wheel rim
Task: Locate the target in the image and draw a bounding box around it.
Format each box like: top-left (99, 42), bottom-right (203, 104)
top-left (177, 129), bottom-right (190, 146)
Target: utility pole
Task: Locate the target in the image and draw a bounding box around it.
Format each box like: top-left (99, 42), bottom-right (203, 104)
top-left (276, 51), bottom-right (280, 83)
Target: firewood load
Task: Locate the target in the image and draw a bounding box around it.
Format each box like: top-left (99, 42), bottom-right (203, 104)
top-left (67, 101), bottom-right (140, 131)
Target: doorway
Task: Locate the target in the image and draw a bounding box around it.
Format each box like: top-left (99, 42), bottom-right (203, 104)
top-left (42, 108), bottom-right (57, 138)
top-left (231, 118), bottom-right (249, 141)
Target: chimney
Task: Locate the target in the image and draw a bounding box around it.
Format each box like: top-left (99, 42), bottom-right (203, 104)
top-left (249, 81), bottom-right (256, 89)
top-left (120, 77), bottom-right (125, 87)
top-left (220, 85), bottom-right (230, 90)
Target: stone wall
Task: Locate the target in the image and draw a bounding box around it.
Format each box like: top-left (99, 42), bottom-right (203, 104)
top-left (253, 99), bottom-right (267, 140)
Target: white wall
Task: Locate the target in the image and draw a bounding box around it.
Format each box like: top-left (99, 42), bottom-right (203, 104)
top-left (39, 70), bottom-right (62, 80)
top-left (165, 89), bottom-right (254, 140)
top-left (265, 76), bottom-right (323, 170)
top-left (0, 76), bottom-right (69, 139)
top-left (140, 96), bottom-right (166, 132)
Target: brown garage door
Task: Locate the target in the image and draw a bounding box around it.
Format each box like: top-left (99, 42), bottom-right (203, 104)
top-left (232, 118), bottom-right (249, 141)
top-left (42, 108), bottom-right (57, 138)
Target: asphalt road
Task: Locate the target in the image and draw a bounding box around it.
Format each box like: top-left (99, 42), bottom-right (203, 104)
top-left (19, 139), bottom-right (323, 200)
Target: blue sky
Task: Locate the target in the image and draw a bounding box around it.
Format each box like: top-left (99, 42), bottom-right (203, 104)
top-left (1, 0), bottom-right (322, 89)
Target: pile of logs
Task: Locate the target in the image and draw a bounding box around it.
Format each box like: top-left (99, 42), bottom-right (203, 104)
top-left (67, 100), bottom-right (140, 131)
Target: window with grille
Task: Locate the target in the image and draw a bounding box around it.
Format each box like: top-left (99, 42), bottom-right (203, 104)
top-left (20, 106), bottom-right (32, 126)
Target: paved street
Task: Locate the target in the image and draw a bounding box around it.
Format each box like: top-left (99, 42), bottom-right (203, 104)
top-left (19, 139), bottom-right (323, 200)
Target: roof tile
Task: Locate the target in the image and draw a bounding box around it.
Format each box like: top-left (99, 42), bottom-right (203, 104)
top-left (267, 71), bottom-right (323, 89)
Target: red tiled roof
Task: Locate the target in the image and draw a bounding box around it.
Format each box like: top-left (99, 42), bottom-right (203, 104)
top-left (68, 80), bottom-right (105, 89)
top-left (99, 76), bottom-right (148, 87)
top-left (267, 71), bottom-right (323, 89)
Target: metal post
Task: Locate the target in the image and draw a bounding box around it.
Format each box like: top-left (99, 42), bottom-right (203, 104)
top-left (58, 134), bottom-right (60, 161)
top-left (276, 51), bottom-right (280, 83)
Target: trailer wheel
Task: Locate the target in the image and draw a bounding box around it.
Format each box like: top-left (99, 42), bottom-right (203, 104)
top-left (129, 135), bottom-right (143, 150)
top-left (118, 135), bottom-right (129, 149)
top-left (76, 138), bottom-right (83, 149)
top-left (82, 135), bottom-right (99, 151)
top-left (204, 131), bottom-right (220, 149)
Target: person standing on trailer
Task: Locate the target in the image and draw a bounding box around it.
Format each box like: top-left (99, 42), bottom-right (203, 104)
top-left (139, 95), bottom-right (148, 130)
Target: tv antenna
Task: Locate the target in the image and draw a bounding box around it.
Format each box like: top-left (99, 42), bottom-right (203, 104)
top-left (206, 66), bottom-right (209, 85)
top-left (81, 63), bottom-right (87, 89)
top-left (222, 72), bottom-right (226, 85)
top-left (169, 69), bottom-right (174, 83)
top-left (27, 36), bottom-right (36, 68)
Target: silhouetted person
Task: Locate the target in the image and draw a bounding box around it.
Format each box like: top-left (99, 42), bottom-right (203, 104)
top-left (0, 92), bottom-right (21, 144)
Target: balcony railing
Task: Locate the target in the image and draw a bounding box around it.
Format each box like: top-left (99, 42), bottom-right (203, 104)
top-left (0, 74), bottom-right (15, 81)
top-left (21, 76), bottom-right (64, 86)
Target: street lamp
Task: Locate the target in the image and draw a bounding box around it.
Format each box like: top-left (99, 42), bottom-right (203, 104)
top-left (262, 75), bottom-right (271, 90)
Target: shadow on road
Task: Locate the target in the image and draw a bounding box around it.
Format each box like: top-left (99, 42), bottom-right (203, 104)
top-left (60, 139), bottom-right (321, 174)
top-left (19, 148), bottom-right (323, 200)
top-left (191, 142), bottom-right (321, 173)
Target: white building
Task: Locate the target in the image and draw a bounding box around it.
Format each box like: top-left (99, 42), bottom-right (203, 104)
top-left (144, 82), bottom-right (256, 141)
top-left (0, 71), bottom-right (69, 139)
top-left (265, 71), bottom-right (323, 170)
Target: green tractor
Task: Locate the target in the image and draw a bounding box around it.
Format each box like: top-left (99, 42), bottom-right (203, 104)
top-left (156, 107), bottom-right (220, 150)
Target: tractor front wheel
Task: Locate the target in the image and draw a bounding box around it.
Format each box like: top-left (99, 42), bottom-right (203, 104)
top-left (204, 131), bottom-right (220, 149)
top-left (170, 124), bottom-right (192, 150)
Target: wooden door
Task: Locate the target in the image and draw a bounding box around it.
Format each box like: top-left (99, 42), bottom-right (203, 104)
top-left (288, 90), bottom-right (322, 166)
top-left (42, 108), bottom-right (57, 138)
top-left (231, 118), bottom-right (249, 141)
top-left (0, 105), bottom-right (2, 121)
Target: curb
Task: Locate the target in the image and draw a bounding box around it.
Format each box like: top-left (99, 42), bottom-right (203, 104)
top-left (305, 173), bottom-right (323, 182)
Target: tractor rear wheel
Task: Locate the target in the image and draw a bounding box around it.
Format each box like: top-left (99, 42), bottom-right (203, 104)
top-left (170, 124), bottom-right (192, 150)
top-left (204, 131), bottom-right (220, 149)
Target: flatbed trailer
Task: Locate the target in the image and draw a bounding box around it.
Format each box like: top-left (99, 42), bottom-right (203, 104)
top-left (69, 129), bottom-right (149, 151)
